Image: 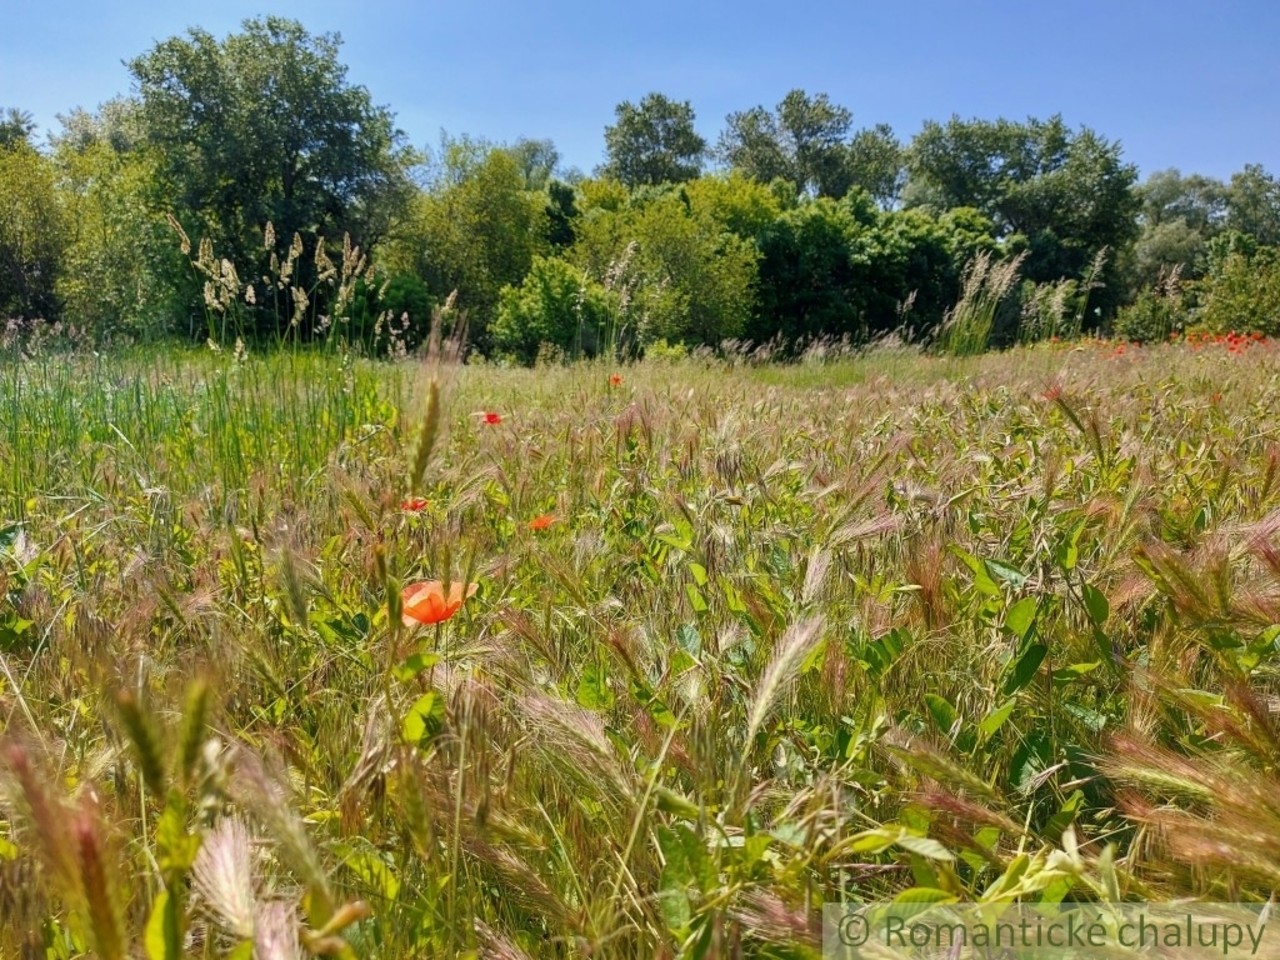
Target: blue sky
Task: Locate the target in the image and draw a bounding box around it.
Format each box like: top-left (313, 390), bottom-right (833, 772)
top-left (4, 1), bottom-right (1277, 182)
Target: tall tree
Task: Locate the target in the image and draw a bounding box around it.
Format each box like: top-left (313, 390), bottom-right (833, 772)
top-left (718, 90), bottom-right (859, 198)
top-left (1123, 169), bottom-right (1228, 288)
top-left (845, 124), bottom-right (905, 209)
top-left (128, 16), bottom-right (416, 309)
top-left (600, 93), bottom-right (706, 187)
top-left (0, 108), bottom-right (36, 149)
top-left (906, 114), bottom-right (1138, 297)
top-left (0, 141), bottom-right (66, 319)
top-left (507, 137), bottom-right (560, 191)
top-left (1227, 164), bottom-right (1280, 246)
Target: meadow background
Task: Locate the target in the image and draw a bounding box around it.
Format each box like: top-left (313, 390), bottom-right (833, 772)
top-left (3, 13), bottom-right (1280, 960)
top-left (2, 333), bottom-right (1279, 957)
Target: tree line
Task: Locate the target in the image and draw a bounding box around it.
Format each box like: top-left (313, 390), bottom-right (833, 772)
top-left (3, 17), bottom-right (1279, 358)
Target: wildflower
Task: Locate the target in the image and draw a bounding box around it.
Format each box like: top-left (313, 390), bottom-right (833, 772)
top-left (401, 497), bottom-right (428, 512)
top-left (609, 374), bottom-right (624, 386)
top-left (401, 580), bottom-right (478, 626)
top-left (529, 514), bottom-right (557, 531)
top-left (482, 411), bottom-right (502, 425)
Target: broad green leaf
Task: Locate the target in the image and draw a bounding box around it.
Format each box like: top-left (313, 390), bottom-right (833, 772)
top-left (1002, 643), bottom-right (1047, 695)
top-left (923, 694), bottom-right (958, 736)
top-left (978, 700), bottom-right (1016, 740)
top-left (392, 652), bottom-right (441, 683)
top-left (401, 692), bottom-right (445, 745)
top-left (1004, 596), bottom-right (1037, 641)
top-left (144, 890), bottom-right (182, 960)
top-left (1082, 584), bottom-right (1109, 625)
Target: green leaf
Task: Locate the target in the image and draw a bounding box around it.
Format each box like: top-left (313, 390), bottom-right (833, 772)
top-left (144, 890), bottom-right (183, 960)
top-left (1004, 596), bottom-right (1037, 642)
top-left (1082, 583), bottom-right (1109, 625)
top-left (401, 692), bottom-right (445, 746)
top-left (985, 558), bottom-right (1026, 588)
top-left (392, 652), bottom-right (441, 683)
top-left (895, 834), bottom-right (956, 861)
top-left (1002, 643), bottom-right (1047, 695)
top-left (892, 886), bottom-right (958, 904)
top-left (684, 582), bottom-right (708, 613)
top-left (575, 662), bottom-right (614, 710)
top-left (951, 547), bottom-right (1000, 596)
top-left (923, 694), bottom-right (958, 736)
top-left (978, 700), bottom-right (1016, 740)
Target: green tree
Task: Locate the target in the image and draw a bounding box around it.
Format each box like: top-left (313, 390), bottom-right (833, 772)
top-left (507, 137), bottom-right (560, 190)
top-left (381, 141), bottom-right (547, 348)
top-left (1226, 164), bottom-right (1280, 246)
top-left (845, 124), bottom-right (905, 209)
top-left (600, 93), bottom-right (706, 187)
top-left (491, 256), bottom-right (614, 364)
top-left (718, 90), bottom-right (860, 199)
top-left (1192, 242), bottom-right (1280, 336)
top-left (0, 108), bottom-right (37, 149)
top-left (128, 16), bottom-right (417, 332)
top-left (569, 182), bottom-right (759, 348)
top-left (749, 194), bottom-right (997, 347)
top-left (51, 101), bottom-right (188, 338)
top-left (906, 114), bottom-right (1138, 311)
top-left (1122, 168), bottom-right (1229, 290)
top-left (0, 141), bottom-right (66, 320)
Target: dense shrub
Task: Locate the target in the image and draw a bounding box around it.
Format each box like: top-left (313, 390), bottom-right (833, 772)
top-left (491, 256), bottom-right (614, 364)
top-left (1191, 245), bottom-right (1280, 337)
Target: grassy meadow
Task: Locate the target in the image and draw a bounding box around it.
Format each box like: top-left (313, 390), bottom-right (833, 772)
top-left (1, 334), bottom-right (1279, 958)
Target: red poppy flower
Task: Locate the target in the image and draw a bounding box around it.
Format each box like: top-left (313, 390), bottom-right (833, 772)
top-left (401, 497), bottom-right (429, 512)
top-left (401, 580), bottom-right (478, 626)
top-left (529, 514), bottom-right (557, 531)
top-left (609, 374), bottom-right (624, 386)
top-left (482, 411), bottom-right (502, 425)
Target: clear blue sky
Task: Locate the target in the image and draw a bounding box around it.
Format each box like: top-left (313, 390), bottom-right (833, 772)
top-left (4, 0), bottom-right (1277, 182)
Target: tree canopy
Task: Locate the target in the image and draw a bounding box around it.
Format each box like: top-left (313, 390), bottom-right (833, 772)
top-left (128, 16), bottom-right (416, 292)
top-left (600, 93), bottom-right (706, 188)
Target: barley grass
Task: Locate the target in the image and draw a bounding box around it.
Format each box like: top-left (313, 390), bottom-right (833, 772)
top-left (0, 337), bottom-right (1279, 955)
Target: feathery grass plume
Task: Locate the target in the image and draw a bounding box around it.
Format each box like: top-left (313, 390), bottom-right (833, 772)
top-left (277, 545), bottom-right (310, 633)
top-left (744, 617), bottom-right (825, 748)
top-left (230, 748), bottom-right (335, 924)
top-left (191, 816), bottom-right (257, 940)
top-left (407, 377), bottom-right (439, 496)
top-left (254, 900), bottom-right (303, 960)
top-left (113, 688), bottom-right (168, 798)
top-left (731, 890), bottom-right (821, 951)
top-left (2, 742), bottom-right (79, 898)
top-left (475, 920), bottom-right (537, 960)
top-left (938, 251), bottom-right (1025, 356)
top-left (177, 678), bottom-right (211, 788)
top-left (72, 796), bottom-right (127, 960)
top-left (166, 212), bottom-right (191, 256)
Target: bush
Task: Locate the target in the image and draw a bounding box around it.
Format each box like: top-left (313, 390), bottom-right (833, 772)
top-left (491, 256), bottom-right (615, 365)
top-left (1191, 246), bottom-right (1280, 337)
top-left (343, 272), bottom-right (434, 355)
top-left (1112, 269), bottom-right (1188, 343)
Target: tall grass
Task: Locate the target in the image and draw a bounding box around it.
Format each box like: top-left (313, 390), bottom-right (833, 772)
top-left (1, 335), bottom-right (1279, 956)
top-left (937, 251), bottom-right (1025, 356)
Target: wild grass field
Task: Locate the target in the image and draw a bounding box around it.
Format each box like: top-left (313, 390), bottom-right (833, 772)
top-left (1, 334), bottom-right (1279, 959)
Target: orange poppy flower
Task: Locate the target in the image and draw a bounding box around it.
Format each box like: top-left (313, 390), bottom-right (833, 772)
top-left (609, 374), bottom-right (624, 386)
top-left (401, 580), bottom-right (478, 626)
top-left (483, 411), bottom-right (502, 425)
top-left (401, 497), bottom-right (429, 512)
top-left (529, 514), bottom-right (557, 531)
